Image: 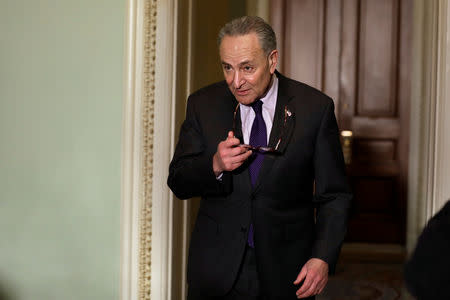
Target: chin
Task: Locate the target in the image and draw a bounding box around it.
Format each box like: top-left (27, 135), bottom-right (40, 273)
top-left (235, 95), bottom-right (257, 106)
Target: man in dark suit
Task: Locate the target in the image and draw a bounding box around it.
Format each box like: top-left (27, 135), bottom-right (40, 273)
top-left (168, 16), bottom-right (352, 299)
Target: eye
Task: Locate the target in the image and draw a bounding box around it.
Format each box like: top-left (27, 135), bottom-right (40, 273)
top-left (223, 64), bottom-right (232, 71)
top-left (243, 66), bottom-right (253, 72)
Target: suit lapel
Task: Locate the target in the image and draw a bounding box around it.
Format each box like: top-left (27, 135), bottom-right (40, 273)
top-left (232, 102), bottom-right (244, 144)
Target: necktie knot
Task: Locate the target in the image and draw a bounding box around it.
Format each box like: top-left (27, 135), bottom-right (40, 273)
top-left (251, 100), bottom-right (263, 115)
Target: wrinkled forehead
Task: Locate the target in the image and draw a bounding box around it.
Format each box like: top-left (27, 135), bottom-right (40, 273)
top-left (219, 34), bottom-right (265, 60)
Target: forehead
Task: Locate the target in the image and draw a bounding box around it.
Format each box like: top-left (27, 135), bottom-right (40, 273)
top-left (219, 33), bottom-right (264, 62)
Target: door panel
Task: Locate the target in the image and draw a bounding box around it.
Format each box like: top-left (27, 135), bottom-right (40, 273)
top-left (358, 0), bottom-right (399, 117)
top-left (271, 0), bottom-right (411, 244)
top-left (284, 0), bottom-right (325, 88)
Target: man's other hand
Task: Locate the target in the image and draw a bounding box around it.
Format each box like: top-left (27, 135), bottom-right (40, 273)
top-left (293, 258), bottom-right (329, 299)
top-left (213, 131), bottom-right (252, 176)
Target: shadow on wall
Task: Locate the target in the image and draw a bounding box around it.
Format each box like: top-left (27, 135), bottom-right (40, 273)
top-left (0, 281), bottom-right (16, 300)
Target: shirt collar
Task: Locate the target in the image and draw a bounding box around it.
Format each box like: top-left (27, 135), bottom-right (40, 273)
top-left (260, 74), bottom-right (278, 108)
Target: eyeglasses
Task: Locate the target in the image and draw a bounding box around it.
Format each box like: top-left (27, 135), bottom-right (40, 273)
top-left (232, 102), bottom-right (289, 154)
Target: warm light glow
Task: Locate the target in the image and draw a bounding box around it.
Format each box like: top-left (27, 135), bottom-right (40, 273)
top-left (341, 130), bottom-right (353, 137)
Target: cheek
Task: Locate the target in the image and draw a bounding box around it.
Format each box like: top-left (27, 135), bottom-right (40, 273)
top-left (253, 77), bottom-right (265, 91)
top-left (246, 76), bottom-right (257, 87)
top-left (224, 76), bottom-right (233, 87)
top-left (260, 75), bottom-right (270, 88)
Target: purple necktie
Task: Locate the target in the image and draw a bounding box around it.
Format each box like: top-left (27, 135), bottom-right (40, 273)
top-left (248, 100), bottom-right (267, 248)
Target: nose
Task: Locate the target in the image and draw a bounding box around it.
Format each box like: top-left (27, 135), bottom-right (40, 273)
top-left (233, 71), bottom-right (244, 89)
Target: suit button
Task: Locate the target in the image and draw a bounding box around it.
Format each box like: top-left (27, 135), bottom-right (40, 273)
top-left (241, 226), bottom-right (246, 232)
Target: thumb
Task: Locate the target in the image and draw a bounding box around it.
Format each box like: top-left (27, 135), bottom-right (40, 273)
top-left (294, 267), bottom-right (307, 285)
top-left (227, 131), bottom-right (234, 139)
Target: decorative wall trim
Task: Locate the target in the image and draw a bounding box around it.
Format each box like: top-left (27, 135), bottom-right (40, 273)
top-left (140, 0), bottom-right (158, 299)
top-left (150, 0), bottom-right (178, 299)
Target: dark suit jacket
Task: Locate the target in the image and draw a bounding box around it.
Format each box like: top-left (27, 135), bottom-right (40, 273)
top-left (168, 72), bottom-right (352, 299)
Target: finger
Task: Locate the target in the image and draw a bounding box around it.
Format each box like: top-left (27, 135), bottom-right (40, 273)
top-left (295, 274), bottom-right (314, 295)
top-left (231, 150), bottom-right (252, 164)
top-left (229, 144), bottom-right (251, 156)
top-left (296, 280), bottom-right (318, 298)
top-left (315, 277), bottom-right (328, 295)
top-left (225, 136), bottom-right (241, 147)
top-left (220, 149), bottom-right (251, 169)
top-left (293, 268), bottom-right (307, 285)
top-left (308, 274), bottom-right (327, 296)
top-left (227, 152), bottom-right (252, 170)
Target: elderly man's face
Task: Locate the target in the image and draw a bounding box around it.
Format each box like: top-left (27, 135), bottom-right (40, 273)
top-left (219, 33), bottom-right (278, 105)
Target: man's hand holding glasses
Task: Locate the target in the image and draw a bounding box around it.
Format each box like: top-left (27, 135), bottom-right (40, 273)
top-left (212, 131), bottom-right (253, 177)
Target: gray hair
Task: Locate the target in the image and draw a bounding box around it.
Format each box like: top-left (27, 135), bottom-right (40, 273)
top-left (217, 16), bottom-right (277, 55)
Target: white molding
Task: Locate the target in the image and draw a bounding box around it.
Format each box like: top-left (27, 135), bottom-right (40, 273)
top-left (150, 0), bottom-right (177, 298)
top-left (120, 0), bottom-right (143, 298)
top-left (408, 0), bottom-right (450, 252)
top-left (408, 0), bottom-right (436, 252)
top-left (433, 0), bottom-right (450, 212)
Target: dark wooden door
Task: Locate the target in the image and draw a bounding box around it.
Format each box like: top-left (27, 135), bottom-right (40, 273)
top-left (271, 0), bottom-right (411, 244)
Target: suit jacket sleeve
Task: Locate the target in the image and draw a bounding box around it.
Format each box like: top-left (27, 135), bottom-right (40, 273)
top-left (311, 99), bottom-right (352, 273)
top-left (167, 95), bottom-right (232, 200)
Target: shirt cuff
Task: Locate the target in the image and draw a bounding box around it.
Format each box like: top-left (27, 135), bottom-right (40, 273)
top-left (216, 172), bottom-right (223, 181)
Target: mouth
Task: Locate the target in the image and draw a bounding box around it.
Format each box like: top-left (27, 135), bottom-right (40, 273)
top-left (235, 89), bottom-right (250, 96)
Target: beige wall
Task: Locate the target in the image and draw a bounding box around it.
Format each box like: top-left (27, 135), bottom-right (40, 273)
top-left (0, 1), bottom-right (124, 299)
top-left (190, 0), bottom-right (246, 91)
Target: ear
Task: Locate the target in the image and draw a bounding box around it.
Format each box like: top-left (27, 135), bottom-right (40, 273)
top-left (268, 50), bottom-right (279, 74)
